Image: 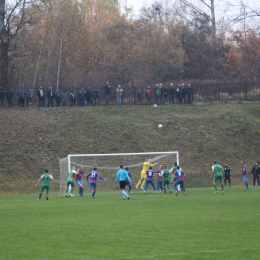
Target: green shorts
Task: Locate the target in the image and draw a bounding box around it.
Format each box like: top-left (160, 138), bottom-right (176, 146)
top-left (163, 179), bottom-right (170, 186)
top-left (214, 174), bottom-right (222, 182)
top-left (66, 180), bottom-right (74, 187)
top-left (41, 184), bottom-right (50, 191)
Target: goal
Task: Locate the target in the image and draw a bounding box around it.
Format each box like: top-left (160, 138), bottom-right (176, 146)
top-left (59, 151), bottom-right (179, 195)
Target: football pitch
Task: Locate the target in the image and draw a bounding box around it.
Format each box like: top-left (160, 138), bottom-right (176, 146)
top-left (1, 186), bottom-right (259, 260)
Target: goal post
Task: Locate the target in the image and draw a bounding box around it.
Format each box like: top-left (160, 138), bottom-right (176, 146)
top-left (59, 151), bottom-right (179, 195)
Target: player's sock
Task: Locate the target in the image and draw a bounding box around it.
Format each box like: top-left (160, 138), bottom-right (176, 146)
top-left (39, 193), bottom-right (42, 200)
top-left (122, 190), bottom-right (128, 198)
top-left (70, 188), bottom-right (74, 194)
top-left (213, 184), bottom-right (218, 191)
top-left (65, 188), bottom-right (68, 194)
top-left (245, 183), bottom-right (249, 190)
top-left (92, 191), bottom-right (96, 197)
top-left (136, 180), bottom-right (141, 188)
top-left (221, 184), bottom-right (224, 191)
top-left (129, 185), bottom-right (132, 193)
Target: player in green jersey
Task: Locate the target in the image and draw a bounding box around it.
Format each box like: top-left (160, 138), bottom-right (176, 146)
top-left (170, 162), bottom-right (177, 182)
top-left (162, 165), bottom-right (172, 194)
top-left (35, 169), bottom-right (54, 200)
top-left (65, 165), bottom-right (76, 197)
top-left (212, 160), bottom-right (224, 194)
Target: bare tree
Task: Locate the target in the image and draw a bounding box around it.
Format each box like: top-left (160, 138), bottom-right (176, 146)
top-left (0, 0), bottom-right (37, 89)
top-left (175, 0), bottom-right (218, 40)
top-left (228, 0), bottom-right (260, 23)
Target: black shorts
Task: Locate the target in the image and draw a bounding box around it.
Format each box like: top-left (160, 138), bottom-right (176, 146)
top-left (119, 180), bottom-right (126, 189)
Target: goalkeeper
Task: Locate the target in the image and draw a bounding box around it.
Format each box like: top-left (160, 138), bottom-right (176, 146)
top-left (135, 158), bottom-right (156, 190)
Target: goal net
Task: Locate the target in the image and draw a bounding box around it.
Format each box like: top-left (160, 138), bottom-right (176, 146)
top-left (59, 151), bottom-right (179, 195)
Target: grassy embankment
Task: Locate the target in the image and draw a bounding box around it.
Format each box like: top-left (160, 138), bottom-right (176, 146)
top-left (0, 102), bottom-right (259, 193)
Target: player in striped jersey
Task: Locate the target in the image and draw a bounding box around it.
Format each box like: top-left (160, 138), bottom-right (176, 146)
top-left (86, 168), bottom-right (106, 198)
top-left (143, 166), bottom-right (157, 194)
top-left (171, 166), bottom-right (187, 196)
top-left (241, 160), bottom-right (249, 191)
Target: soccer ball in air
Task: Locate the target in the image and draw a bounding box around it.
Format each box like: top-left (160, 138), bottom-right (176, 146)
top-left (158, 124), bottom-right (162, 128)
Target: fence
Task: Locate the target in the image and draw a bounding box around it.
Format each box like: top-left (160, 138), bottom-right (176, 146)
top-left (0, 82), bottom-right (260, 108)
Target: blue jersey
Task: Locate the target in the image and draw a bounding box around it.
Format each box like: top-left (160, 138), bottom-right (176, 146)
top-left (241, 164), bottom-right (248, 176)
top-left (87, 170), bottom-right (104, 183)
top-left (146, 169), bottom-right (155, 179)
top-left (174, 169), bottom-right (185, 181)
top-left (115, 169), bottom-right (130, 182)
top-left (126, 171), bottom-right (132, 179)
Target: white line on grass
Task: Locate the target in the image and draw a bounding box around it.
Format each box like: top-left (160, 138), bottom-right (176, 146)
top-left (120, 248), bottom-right (260, 259)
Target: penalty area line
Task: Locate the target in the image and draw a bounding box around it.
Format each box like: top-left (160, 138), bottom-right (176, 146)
top-left (120, 247), bottom-right (260, 259)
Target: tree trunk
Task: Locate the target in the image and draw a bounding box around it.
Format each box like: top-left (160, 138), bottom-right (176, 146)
top-left (0, 0), bottom-right (9, 89)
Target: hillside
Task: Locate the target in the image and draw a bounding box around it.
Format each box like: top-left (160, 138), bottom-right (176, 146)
top-left (0, 102), bottom-right (259, 193)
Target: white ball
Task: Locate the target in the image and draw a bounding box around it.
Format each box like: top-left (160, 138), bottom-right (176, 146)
top-left (153, 104), bottom-right (157, 107)
top-left (158, 124), bottom-right (162, 128)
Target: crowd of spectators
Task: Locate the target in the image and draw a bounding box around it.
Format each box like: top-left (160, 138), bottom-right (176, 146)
top-left (0, 82), bottom-right (193, 108)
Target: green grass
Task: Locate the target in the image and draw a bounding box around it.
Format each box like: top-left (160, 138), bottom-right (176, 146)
top-left (1, 187), bottom-right (260, 260)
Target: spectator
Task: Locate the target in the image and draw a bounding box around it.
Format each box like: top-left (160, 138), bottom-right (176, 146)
top-left (37, 86), bottom-right (45, 107)
top-left (163, 85), bottom-right (168, 104)
top-left (62, 91), bottom-right (68, 107)
top-left (136, 89), bottom-right (142, 104)
top-left (47, 87), bottom-right (54, 107)
top-left (55, 89), bottom-right (62, 107)
top-left (154, 84), bottom-right (160, 104)
top-left (0, 87), bottom-right (6, 106)
top-left (159, 83), bottom-right (163, 104)
top-left (78, 88), bottom-right (85, 106)
top-left (181, 83), bottom-right (186, 103)
top-left (24, 89), bottom-right (29, 107)
top-left (187, 84), bottom-right (193, 104)
top-left (104, 81), bottom-right (111, 105)
top-left (85, 87), bottom-right (93, 106)
top-left (70, 90), bottom-right (76, 106)
top-left (93, 89), bottom-right (100, 106)
top-left (17, 89), bottom-right (25, 106)
top-left (6, 89), bottom-right (14, 106)
top-left (25, 89), bottom-right (32, 107)
top-left (145, 86), bottom-right (152, 104)
top-left (168, 83), bottom-right (175, 104)
top-left (117, 85), bottom-right (123, 105)
top-left (176, 83), bottom-right (181, 103)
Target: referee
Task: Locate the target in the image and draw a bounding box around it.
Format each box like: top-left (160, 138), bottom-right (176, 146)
top-left (115, 165), bottom-right (131, 200)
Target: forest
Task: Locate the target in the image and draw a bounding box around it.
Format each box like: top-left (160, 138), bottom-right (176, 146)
top-left (1, 0), bottom-right (260, 90)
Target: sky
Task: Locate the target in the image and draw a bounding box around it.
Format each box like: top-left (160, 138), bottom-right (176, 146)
top-left (124, 0), bottom-right (259, 20)
top-left (125, 0), bottom-right (153, 14)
